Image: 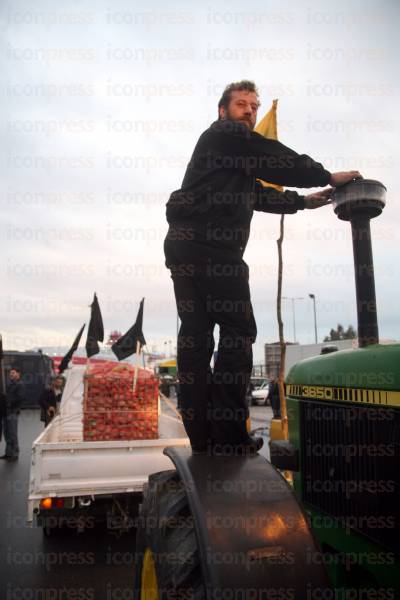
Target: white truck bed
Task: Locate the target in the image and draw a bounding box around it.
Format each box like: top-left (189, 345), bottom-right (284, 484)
top-left (28, 366), bottom-right (188, 522)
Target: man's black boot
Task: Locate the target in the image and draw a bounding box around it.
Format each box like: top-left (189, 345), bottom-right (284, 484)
top-left (244, 436), bottom-right (264, 453)
top-left (212, 436), bottom-right (264, 457)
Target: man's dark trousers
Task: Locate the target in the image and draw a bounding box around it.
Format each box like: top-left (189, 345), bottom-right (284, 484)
top-left (4, 412), bottom-right (19, 458)
top-left (164, 237), bottom-right (257, 449)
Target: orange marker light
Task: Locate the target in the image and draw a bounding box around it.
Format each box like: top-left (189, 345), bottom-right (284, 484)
top-left (40, 498), bottom-right (53, 509)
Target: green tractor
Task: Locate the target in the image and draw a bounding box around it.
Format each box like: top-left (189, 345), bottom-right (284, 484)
top-left (133, 180), bottom-right (399, 599)
top-left (281, 343), bottom-right (399, 594)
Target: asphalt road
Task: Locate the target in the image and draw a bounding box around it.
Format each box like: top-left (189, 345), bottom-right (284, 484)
top-left (0, 403), bottom-right (273, 600)
top-left (0, 409), bottom-right (137, 600)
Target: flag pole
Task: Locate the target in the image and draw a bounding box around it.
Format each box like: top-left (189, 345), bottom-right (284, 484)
top-left (84, 357), bottom-right (91, 410)
top-left (132, 340), bottom-right (141, 393)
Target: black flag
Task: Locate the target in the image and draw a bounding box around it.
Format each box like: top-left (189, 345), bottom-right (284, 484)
top-left (86, 293), bottom-right (104, 358)
top-left (59, 324), bottom-right (86, 374)
top-left (112, 298), bottom-right (146, 361)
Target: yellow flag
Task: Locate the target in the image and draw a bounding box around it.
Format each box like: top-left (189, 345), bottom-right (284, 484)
top-left (254, 99), bottom-right (283, 192)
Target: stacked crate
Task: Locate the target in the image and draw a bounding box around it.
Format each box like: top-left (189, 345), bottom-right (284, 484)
top-left (83, 362), bottom-right (158, 441)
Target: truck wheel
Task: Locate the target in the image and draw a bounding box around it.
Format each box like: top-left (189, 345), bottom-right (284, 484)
top-left (133, 470), bottom-right (205, 600)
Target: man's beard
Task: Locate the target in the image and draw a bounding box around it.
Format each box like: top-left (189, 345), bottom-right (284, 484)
top-left (226, 108), bottom-right (254, 130)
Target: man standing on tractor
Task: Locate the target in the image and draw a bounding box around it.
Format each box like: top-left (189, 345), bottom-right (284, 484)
top-left (164, 80), bottom-right (362, 455)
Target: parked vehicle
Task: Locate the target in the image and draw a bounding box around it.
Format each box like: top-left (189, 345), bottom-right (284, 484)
top-left (250, 376), bottom-right (268, 389)
top-left (245, 376), bottom-right (268, 405)
top-left (251, 380), bottom-right (270, 406)
top-left (159, 374), bottom-right (177, 398)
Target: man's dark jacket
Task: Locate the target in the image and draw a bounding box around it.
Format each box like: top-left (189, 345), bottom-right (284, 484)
top-left (39, 388), bottom-right (63, 422)
top-left (39, 389), bottom-right (58, 412)
top-left (268, 380), bottom-right (281, 418)
top-left (5, 380), bottom-right (24, 413)
top-left (166, 119), bottom-right (331, 253)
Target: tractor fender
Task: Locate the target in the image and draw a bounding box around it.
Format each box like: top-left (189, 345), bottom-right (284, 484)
top-left (164, 446), bottom-right (331, 598)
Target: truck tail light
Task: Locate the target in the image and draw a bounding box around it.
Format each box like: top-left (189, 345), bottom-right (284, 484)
top-left (40, 497), bottom-right (53, 509)
top-left (40, 497), bottom-right (65, 509)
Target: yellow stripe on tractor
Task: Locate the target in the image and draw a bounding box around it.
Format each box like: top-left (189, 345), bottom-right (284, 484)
top-left (286, 384), bottom-right (400, 407)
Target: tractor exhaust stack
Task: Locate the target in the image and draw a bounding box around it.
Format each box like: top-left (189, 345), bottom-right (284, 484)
top-left (332, 180), bottom-right (386, 347)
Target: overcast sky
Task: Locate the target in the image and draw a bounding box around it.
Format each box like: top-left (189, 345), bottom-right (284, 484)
top-left (1, 0), bottom-right (399, 363)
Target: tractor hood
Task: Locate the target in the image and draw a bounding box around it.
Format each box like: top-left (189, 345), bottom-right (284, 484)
top-left (286, 343), bottom-right (400, 392)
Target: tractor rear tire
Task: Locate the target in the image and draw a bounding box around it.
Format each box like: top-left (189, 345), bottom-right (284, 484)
top-left (133, 470), bottom-right (205, 600)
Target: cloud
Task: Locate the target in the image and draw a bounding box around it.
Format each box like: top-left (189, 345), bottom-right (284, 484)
top-left (1, 0), bottom-right (399, 360)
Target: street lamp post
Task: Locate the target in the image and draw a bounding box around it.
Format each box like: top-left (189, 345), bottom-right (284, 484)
top-left (309, 294), bottom-right (318, 343)
top-left (282, 297), bottom-right (304, 343)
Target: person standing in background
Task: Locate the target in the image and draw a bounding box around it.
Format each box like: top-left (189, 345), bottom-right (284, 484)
top-left (39, 375), bottom-right (65, 427)
top-left (1, 367), bottom-right (24, 461)
top-left (268, 377), bottom-right (281, 419)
